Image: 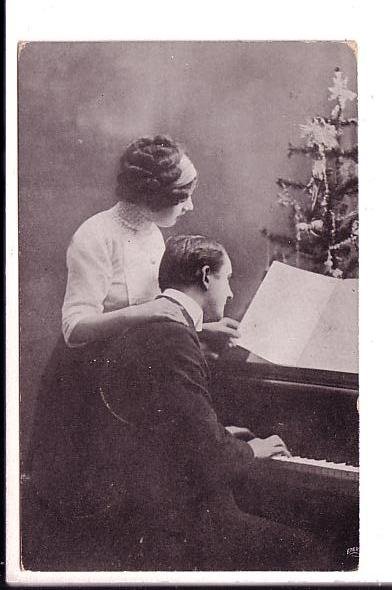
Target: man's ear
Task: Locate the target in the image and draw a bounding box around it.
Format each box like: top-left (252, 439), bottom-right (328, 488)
top-left (200, 265), bottom-right (211, 290)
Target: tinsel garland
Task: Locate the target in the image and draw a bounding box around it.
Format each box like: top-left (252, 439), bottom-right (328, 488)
top-left (287, 144), bottom-right (358, 160)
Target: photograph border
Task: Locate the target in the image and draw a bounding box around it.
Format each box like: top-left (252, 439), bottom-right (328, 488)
top-left (6, 0), bottom-right (391, 585)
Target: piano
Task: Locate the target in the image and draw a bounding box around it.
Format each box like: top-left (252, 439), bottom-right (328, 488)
top-left (209, 349), bottom-right (359, 570)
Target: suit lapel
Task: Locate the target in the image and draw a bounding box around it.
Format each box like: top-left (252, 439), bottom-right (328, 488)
top-left (155, 295), bottom-right (196, 330)
top-left (156, 295), bottom-right (212, 398)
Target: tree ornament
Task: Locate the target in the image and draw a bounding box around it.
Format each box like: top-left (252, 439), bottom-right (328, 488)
top-left (351, 220), bottom-right (359, 237)
top-left (312, 159), bottom-right (326, 180)
top-left (330, 104), bottom-right (340, 120)
top-left (328, 68), bottom-right (357, 110)
top-left (324, 250), bottom-right (334, 271)
top-left (310, 219), bottom-right (323, 232)
top-left (300, 117), bottom-right (339, 150)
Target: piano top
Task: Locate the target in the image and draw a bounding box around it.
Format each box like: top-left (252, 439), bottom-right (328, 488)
top-left (211, 346), bottom-right (358, 394)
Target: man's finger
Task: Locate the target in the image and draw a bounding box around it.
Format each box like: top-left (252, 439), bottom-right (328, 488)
top-left (274, 444), bottom-right (292, 457)
top-left (220, 326), bottom-right (240, 338)
top-left (222, 317), bottom-right (240, 329)
top-left (269, 435), bottom-right (284, 445)
top-left (271, 446), bottom-right (291, 458)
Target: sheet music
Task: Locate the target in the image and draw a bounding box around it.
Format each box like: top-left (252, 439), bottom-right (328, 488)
top-left (238, 261), bottom-right (358, 373)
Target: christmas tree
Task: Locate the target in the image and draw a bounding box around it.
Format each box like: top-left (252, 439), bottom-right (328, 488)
top-left (262, 68), bottom-right (358, 278)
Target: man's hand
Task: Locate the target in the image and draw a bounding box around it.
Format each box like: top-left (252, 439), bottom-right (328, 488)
top-left (201, 317), bottom-right (241, 353)
top-left (248, 435), bottom-right (291, 459)
top-left (225, 425), bottom-right (256, 442)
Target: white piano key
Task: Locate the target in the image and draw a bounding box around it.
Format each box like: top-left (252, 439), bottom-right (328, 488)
top-left (270, 455), bottom-right (359, 482)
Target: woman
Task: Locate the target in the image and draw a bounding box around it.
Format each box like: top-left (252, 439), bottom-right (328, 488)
top-left (62, 134), bottom-right (239, 347)
top-left (22, 136), bottom-right (240, 569)
top-left (26, 136), bottom-right (238, 472)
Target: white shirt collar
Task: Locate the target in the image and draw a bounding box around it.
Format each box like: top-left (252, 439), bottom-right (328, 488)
top-left (162, 288), bottom-right (203, 332)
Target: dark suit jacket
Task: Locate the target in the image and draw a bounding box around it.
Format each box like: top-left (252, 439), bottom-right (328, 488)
top-left (30, 302), bottom-right (255, 527)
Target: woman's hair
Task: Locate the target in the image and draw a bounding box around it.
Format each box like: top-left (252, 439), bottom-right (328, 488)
top-left (115, 135), bottom-right (197, 211)
top-left (159, 235), bottom-right (227, 291)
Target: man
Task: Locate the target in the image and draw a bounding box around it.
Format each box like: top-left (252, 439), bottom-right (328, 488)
top-left (25, 235), bottom-right (331, 571)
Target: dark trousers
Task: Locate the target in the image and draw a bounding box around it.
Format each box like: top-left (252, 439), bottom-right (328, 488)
top-left (21, 482), bottom-right (137, 571)
top-left (21, 482), bottom-right (334, 571)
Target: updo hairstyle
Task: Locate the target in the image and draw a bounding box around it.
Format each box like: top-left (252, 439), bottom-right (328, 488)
top-left (115, 135), bottom-right (196, 211)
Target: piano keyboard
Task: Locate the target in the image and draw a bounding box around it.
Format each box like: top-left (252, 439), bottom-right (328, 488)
top-left (272, 454), bottom-right (359, 482)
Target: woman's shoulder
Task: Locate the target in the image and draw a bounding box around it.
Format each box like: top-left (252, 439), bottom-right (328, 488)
top-left (71, 206), bottom-right (118, 244)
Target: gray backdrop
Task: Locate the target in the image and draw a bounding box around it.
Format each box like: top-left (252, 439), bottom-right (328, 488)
top-left (18, 41), bottom-right (357, 462)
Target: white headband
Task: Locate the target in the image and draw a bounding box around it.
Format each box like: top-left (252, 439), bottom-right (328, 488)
top-left (172, 154), bottom-right (198, 188)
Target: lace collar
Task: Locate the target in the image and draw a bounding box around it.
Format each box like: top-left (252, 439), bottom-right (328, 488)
top-left (112, 201), bottom-right (155, 232)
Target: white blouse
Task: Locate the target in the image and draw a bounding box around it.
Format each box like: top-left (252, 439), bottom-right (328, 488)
top-left (62, 201), bottom-right (165, 347)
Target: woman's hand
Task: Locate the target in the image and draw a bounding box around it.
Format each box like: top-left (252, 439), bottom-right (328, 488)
top-left (131, 298), bottom-right (188, 325)
top-left (248, 435), bottom-right (291, 459)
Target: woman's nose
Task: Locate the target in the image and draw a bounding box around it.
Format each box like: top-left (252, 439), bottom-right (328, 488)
top-left (183, 197), bottom-right (193, 212)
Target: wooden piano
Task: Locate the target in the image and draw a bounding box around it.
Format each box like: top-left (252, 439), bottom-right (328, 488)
top-left (209, 348), bottom-right (359, 570)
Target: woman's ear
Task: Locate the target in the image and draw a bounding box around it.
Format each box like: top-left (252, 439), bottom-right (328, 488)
top-left (200, 265), bottom-right (210, 290)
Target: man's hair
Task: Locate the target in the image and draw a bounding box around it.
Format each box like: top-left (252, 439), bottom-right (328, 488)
top-left (159, 235), bottom-right (227, 291)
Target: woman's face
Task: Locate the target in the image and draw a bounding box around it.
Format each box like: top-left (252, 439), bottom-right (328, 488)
top-left (149, 188), bottom-right (195, 228)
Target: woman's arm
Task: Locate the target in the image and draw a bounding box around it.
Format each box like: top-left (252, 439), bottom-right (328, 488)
top-left (68, 298), bottom-right (186, 346)
top-left (62, 221), bottom-right (184, 347)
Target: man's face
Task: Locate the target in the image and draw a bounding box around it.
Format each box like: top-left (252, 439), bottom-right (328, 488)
top-left (204, 253), bottom-right (233, 322)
